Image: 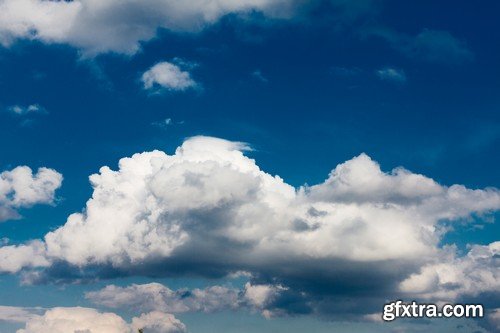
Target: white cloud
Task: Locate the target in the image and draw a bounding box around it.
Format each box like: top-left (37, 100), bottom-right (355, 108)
top-left (86, 282), bottom-right (285, 318)
top-left (0, 240), bottom-right (49, 273)
top-left (7, 104), bottom-right (46, 115)
top-left (0, 166), bottom-right (63, 222)
top-left (131, 311), bottom-right (186, 333)
top-left (0, 0), bottom-right (306, 56)
top-left (86, 283), bottom-right (241, 314)
top-left (0, 136), bottom-right (499, 314)
top-left (142, 62), bottom-right (197, 92)
top-left (243, 282), bottom-right (286, 318)
top-left (0, 306), bottom-right (42, 323)
top-left (399, 241), bottom-right (500, 301)
top-left (367, 28), bottom-right (473, 65)
top-left (251, 70), bottom-right (268, 83)
top-left (376, 67), bottom-right (406, 83)
top-left (14, 307), bottom-right (186, 333)
top-left (16, 307), bottom-right (130, 333)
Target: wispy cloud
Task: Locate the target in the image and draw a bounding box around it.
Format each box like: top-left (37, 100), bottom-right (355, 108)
top-left (330, 66), bottom-right (363, 77)
top-left (251, 70), bottom-right (269, 83)
top-left (151, 118), bottom-right (184, 129)
top-left (376, 67), bottom-right (406, 83)
top-left (7, 104), bottom-right (46, 116)
top-left (3, 306), bottom-right (186, 333)
top-left (365, 28), bottom-right (474, 65)
top-left (0, 166), bottom-right (62, 223)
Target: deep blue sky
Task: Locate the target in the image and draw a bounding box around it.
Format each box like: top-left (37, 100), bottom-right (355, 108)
top-left (0, 0), bottom-right (499, 332)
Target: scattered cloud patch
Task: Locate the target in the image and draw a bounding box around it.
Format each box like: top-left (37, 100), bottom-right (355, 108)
top-left (131, 311), bottom-right (186, 333)
top-left (251, 70), bottom-right (268, 83)
top-left (399, 242), bottom-right (500, 300)
top-left (0, 166), bottom-right (63, 222)
top-left (152, 118), bottom-right (173, 128)
top-left (7, 104), bottom-right (46, 116)
top-left (376, 67), bottom-right (406, 83)
top-left (151, 118), bottom-right (185, 129)
top-left (142, 61), bottom-right (197, 92)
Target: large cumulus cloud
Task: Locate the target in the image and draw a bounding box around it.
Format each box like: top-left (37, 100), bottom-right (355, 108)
top-left (39, 136), bottom-right (500, 266)
top-left (1, 136), bottom-right (499, 318)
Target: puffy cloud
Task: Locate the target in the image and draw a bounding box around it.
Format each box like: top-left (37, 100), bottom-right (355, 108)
top-left (0, 0), bottom-right (381, 56)
top-left (15, 307), bottom-right (185, 333)
top-left (86, 283), bottom-right (241, 314)
top-left (131, 311), bottom-right (186, 333)
top-left (0, 166), bottom-right (63, 222)
top-left (399, 242), bottom-right (500, 301)
top-left (0, 240), bottom-right (49, 273)
top-left (0, 0), bottom-right (308, 55)
top-left (39, 137), bottom-right (500, 269)
top-left (243, 282), bottom-right (284, 308)
top-left (1, 136), bottom-right (499, 317)
top-left (376, 67), bottom-right (406, 83)
top-left (17, 307), bottom-right (131, 333)
top-left (142, 62), bottom-right (197, 92)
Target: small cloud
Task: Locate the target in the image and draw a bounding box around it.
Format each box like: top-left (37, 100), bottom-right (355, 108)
top-left (7, 104), bottom-right (47, 115)
top-left (251, 70), bottom-right (268, 83)
top-left (376, 67), bottom-right (406, 83)
top-left (141, 61), bottom-right (198, 92)
top-left (366, 27), bottom-right (473, 65)
top-left (330, 66), bottom-right (362, 77)
top-left (151, 118), bottom-right (184, 129)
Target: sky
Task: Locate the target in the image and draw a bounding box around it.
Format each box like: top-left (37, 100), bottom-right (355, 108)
top-left (0, 0), bottom-right (499, 332)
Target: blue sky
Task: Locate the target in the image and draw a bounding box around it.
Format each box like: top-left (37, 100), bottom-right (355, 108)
top-left (0, 1), bottom-right (499, 332)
